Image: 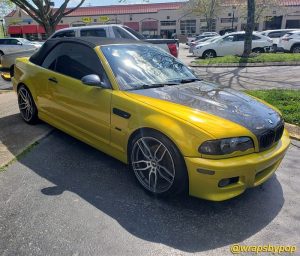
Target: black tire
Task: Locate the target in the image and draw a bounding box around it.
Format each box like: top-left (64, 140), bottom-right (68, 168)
top-left (17, 85), bottom-right (39, 124)
top-left (202, 50), bottom-right (216, 59)
top-left (0, 51), bottom-right (3, 64)
top-left (291, 44), bottom-right (300, 53)
top-left (129, 129), bottom-right (188, 197)
top-left (252, 47), bottom-right (265, 53)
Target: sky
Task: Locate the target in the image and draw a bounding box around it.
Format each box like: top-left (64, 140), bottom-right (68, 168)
top-left (54, 0), bottom-right (186, 7)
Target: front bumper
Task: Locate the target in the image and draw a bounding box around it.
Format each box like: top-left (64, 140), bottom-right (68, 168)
top-left (185, 129), bottom-right (290, 201)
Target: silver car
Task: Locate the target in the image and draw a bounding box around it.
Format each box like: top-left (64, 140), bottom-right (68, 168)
top-left (0, 48), bottom-right (38, 80)
top-left (0, 38), bottom-right (41, 57)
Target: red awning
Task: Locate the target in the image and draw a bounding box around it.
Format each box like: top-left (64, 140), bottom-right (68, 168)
top-left (37, 25), bottom-right (45, 33)
top-left (22, 25), bottom-right (38, 34)
top-left (55, 24), bottom-right (69, 30)
top-left (8, 26), bottom-right (22, 34)
top-left (123, 22), bottom-right (139, 31)
top-left (141, 21), bottom-right (158, 30)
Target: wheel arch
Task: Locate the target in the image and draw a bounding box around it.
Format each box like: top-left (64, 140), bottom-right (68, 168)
top-left (127, 127), bottom-right (184, 160)
top-left (291, 43), bottom-right (300, 52)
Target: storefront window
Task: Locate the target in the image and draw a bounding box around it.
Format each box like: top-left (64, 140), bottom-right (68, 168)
top-left (180, 20), bottom-right (196, 35)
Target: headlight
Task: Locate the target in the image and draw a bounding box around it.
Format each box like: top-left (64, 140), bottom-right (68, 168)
top-left (195, 45), bottom-right (202, 49)
top-left (199, 137), bottom-right (254, 155)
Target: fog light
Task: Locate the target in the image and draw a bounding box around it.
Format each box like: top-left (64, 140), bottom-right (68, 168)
top-left (218, 177), bottom-right (239, 187)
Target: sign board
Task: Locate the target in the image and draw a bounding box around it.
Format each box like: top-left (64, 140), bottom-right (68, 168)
top-left (99, 16), bottom-right (110, 23)
top-left (82, 17), bottom-right (92, 23)
top-left (9, 19), bottom-right (23, 24)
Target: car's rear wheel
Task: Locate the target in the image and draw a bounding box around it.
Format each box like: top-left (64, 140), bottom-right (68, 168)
top-left (291, 45), bottom-right (300, 53)
top-left (130, 130), bottom-right (188, 197)
top-left (202, 50), bottom-right (216, 59)
top-left (0, 51), bottom-right (3, 64)
top-left (17, 85), bottom-right (38, 124)
top-left (252, 47), bottom-right (265, 53)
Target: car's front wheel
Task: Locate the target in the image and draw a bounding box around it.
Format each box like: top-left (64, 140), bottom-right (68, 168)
top-left (17, 85), bottom-right (38, 124)
top-left (130, 130), bottom-right (188, 197)
top-left (291, 44), bottom-right (300, 53)
top-left (202, 50), bottom-right (216, 59)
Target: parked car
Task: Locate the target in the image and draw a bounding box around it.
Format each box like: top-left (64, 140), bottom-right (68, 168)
top-left (278, 30), bottom-right (300, 53)
top-left (0, 38), bottom-right (41, 58)
top-left (260, 29), bottom-right (298, 51)
top-left (0, 48), bottom-right (37, 81)
top-left (186, 32), bottom-right (219, 46)
top-left (189, 36), bottom-right (221, 54)
top-left (12, 37), bottom-right (290, 201)
top-left (50, 24), bottom-right (179, 57)
top-left (193, 32), bottom-right (273, 58)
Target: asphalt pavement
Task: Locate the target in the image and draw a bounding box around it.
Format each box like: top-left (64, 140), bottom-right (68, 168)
top-left (0, 130), bottom-right (299, 255)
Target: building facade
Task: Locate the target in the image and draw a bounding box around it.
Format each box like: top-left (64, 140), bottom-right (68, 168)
top-left (4, 0), bottom-right (300, 41)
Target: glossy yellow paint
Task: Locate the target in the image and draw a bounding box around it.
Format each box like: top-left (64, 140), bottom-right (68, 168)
top-left (12, 46), bottom-right (291, 201)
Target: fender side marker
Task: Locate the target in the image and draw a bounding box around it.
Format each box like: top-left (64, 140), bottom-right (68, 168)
top-left (113, 108), bottom-right (131, 119)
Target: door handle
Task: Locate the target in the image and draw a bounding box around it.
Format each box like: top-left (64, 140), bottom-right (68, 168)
top-left (48, 77), bottom-right (58, 83)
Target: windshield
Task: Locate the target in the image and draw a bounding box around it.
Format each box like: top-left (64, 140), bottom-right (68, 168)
top-left (101, 44), bottom-right (197, 90)
top-left (19, 38), bottom-right (32, 44)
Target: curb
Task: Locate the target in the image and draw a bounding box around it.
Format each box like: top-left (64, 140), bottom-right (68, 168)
top-left (0, 128), bottom-right (53, 169)
top-left (190, 61), bottom-right (300, 68)
top-left (285, 123), bottom-right (300, 141)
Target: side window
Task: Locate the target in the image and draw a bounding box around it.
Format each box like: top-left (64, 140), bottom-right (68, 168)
top-left (268, 32), bottom-right (281, 38)
top-left (252, 35), bottom-right (261, 40)
top-left (223, 35), bottom-right (234, 42)
top-left (9, 39), bottom-right (20, 45)
top-left (113, 26), bottom-right (135, 39)
top-left (234, 34), bottom-right (245, 41)
top-left (41, 43), bottom-right (110, 87)
top-left (80, 29), bottom-right (107, 37)
top-left (52, 30), bottom-right (75, 38)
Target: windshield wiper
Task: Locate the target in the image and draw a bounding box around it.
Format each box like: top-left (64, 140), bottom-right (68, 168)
top-left (129, 82), bottom-right (179, 90)
top-left (178, 78), bottom-right (202, 84)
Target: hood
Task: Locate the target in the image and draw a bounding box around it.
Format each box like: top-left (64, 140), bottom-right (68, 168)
top-left (125, 81), bottom-right (282, 137)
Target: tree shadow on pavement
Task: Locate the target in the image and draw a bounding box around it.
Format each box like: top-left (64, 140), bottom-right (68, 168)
top-left (17, 129), bottom-right (284, 253)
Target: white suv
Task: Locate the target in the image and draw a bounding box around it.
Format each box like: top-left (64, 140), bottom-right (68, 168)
top-left (193, 32), bottom-right (272, 58)
top-left (278, 31), bottom-right (300, 53)
top-left (260, 29), bottom-right (297, 51)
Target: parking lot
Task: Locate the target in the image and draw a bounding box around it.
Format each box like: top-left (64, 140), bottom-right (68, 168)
top-left (0, 46), bottom-right (300, 255)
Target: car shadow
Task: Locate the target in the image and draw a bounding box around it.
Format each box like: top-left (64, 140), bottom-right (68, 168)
top-left (16, 129), bottom-right (284, 253)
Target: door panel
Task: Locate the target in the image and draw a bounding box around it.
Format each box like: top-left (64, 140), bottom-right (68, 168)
top-left (47, 72), bottom-right (112, 144)
top-left (39, 41), bottom-right (112, 145)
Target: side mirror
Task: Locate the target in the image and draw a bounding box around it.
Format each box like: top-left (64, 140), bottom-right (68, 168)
top-left (17, 42), bottom-right (22, 45)
top-left (81, 74), bottom-right (107, 88)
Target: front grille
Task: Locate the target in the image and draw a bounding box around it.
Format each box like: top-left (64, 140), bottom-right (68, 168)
top-left (259, 130), bottom-right (275, 150)
top-left (258, 122), bottom-right (284, 151)
top-left (275, 124), bottom-right (284, 142)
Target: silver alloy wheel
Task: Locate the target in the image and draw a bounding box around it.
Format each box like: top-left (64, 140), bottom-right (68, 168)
top-left (131, 137), bottom-right (175, 193)
top-left (204, 51), bottom-right (214, 58)
top-left (18, 87), bottom-right (33, 122)
top-left (293, 46), bottom-right (300, 53)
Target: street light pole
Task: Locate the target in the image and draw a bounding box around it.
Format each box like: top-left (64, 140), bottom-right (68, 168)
top-left (231, 6), bottom-right (235, 30)
top-left (0, 19), bottom-right (5, 37)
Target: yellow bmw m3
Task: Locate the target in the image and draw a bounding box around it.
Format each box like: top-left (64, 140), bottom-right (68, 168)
top-left (12, 37), bottom-right (290, 201)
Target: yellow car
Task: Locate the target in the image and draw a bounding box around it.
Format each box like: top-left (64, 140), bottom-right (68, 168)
top-left (12, 37), bottom-right (290, 201)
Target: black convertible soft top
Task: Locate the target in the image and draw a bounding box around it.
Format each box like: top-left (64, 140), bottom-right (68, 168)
top-left (29, 37), bottom-right (145, 66)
